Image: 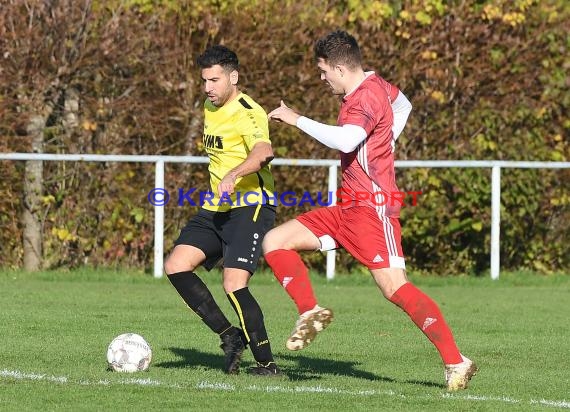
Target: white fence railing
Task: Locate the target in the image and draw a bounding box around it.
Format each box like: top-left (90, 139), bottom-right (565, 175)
top-left (2, 153), bottom-right (569, 280)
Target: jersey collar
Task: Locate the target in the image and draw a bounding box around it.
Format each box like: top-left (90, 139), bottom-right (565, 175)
top-left (343, 71), bottom-right (375, 101)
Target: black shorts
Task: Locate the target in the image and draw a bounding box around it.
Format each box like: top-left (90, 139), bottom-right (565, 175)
top-left (174, 205), bottom-right (276, 273)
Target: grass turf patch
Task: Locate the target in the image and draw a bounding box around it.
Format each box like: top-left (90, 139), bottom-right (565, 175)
top-left (1, 269), bottom-right (568, 411)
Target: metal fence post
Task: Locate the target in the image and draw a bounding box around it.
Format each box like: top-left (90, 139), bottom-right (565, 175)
top-left (491, 165), bottom-right (501, 280)
top-left (153, 160), bottom-right (165, 278)
top-left (326, 164), bottom-right (338, 280)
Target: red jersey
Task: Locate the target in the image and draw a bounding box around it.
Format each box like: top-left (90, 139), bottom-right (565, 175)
top-left (337, 73), bottom-right (402, 217)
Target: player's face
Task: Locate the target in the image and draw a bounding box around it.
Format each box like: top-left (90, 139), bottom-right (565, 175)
top-left (317, 58), bottom-right (344, 95)
top-left (201, 65), bottom-right (238, 107)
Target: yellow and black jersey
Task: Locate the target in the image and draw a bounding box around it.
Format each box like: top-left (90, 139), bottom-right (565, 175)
top-left (202, 92), bottom-right (275, 212)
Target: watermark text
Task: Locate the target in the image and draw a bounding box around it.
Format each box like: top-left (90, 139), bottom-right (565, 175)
top-left (147, 188), bottom-right (422, 208)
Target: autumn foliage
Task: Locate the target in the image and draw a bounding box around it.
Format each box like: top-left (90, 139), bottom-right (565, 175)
top-left (0, 0), bottom-right (568, 274)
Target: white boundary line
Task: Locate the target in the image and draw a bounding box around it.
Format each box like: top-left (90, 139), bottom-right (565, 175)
top-left (2, 369), bottom-right (569, 409)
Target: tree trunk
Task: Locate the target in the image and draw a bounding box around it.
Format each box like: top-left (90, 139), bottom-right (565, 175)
top-left (22, 115), bottom-right (45, 271)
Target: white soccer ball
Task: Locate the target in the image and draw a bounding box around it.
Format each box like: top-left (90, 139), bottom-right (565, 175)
top-left (106, 333), bottom-right (152, 373)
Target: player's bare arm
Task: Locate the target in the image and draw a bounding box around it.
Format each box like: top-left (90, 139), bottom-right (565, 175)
top-left (267, 100), bottom-right (301, 125)
top-left (217, 141), bottom-right (274, 197)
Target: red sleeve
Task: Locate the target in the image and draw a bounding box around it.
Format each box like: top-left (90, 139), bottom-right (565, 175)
top-left (375, 74), bottom-right (400, 103)
top-left (387, 81), bottom-right (400, 102)
top-left (342, 88), bottom-right (391, 135)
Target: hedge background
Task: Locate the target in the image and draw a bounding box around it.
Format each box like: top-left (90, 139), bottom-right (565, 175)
top-left (1, 0), bottom-right (568, 274)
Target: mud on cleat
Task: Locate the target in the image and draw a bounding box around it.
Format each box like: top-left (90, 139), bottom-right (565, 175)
top-left (286, 305), bottom-right (334, 351)
top-left (445, 354), bottom-right (478, 391)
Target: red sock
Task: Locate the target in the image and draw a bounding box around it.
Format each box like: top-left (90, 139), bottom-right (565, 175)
top-left (390, 282), bottom-right (463, 365)
top-left (264, 249), bottom-right (317, 314)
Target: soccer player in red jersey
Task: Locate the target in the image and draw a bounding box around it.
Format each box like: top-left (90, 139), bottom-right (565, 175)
top-left (264, 30), bottom-right (477, 390)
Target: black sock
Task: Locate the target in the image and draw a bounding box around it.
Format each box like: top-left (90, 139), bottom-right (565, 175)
top-left (227, 287), bottom-right (275, 365)
top-left (168, 271), bottom-right (232, 335)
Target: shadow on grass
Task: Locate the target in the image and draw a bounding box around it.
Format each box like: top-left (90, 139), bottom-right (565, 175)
top-left (278, 352), bottom-right (391, 382)
top-left (155, 347), bottom-right (225, 372)
top-left (403, 379), bottom-right (445, 389)
top-left (155, 347), bottom-right (443, 388)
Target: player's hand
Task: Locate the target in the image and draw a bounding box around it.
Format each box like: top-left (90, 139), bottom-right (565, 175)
top-left (268, 100), bottom-right (301, 126)
top-left (217, 173), bottom-right (236, 198)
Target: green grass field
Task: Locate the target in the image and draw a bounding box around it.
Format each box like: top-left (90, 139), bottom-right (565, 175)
top-left (1, 269), bottom-right (568, 411)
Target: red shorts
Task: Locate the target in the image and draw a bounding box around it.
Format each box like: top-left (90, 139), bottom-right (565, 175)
top-left (296, 205), bottom-right (405, 269)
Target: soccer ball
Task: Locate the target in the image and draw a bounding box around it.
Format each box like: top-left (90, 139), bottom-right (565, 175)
top-left (106, 333), bottom-right (152, 373)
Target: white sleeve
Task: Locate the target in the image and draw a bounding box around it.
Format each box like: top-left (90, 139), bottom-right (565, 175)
top-left (391, 91), bottom-right (412, 141)
top-left (296, 116), bottom-right (367, 153)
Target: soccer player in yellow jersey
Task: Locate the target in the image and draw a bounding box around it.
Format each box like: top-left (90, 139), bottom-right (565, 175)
top-left (164, 45), bottom-right (280, 376)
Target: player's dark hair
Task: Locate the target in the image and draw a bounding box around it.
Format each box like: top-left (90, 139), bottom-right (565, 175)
top-left (314, 30), bottom-right (362, 69)
top-left (197, 45), bottom-right (239, 72)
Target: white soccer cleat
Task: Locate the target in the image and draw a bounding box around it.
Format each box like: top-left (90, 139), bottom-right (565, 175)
top-left (445, 354), bottom-right (478, 391)
top-left (286, 305), bottom-right (334, 351)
